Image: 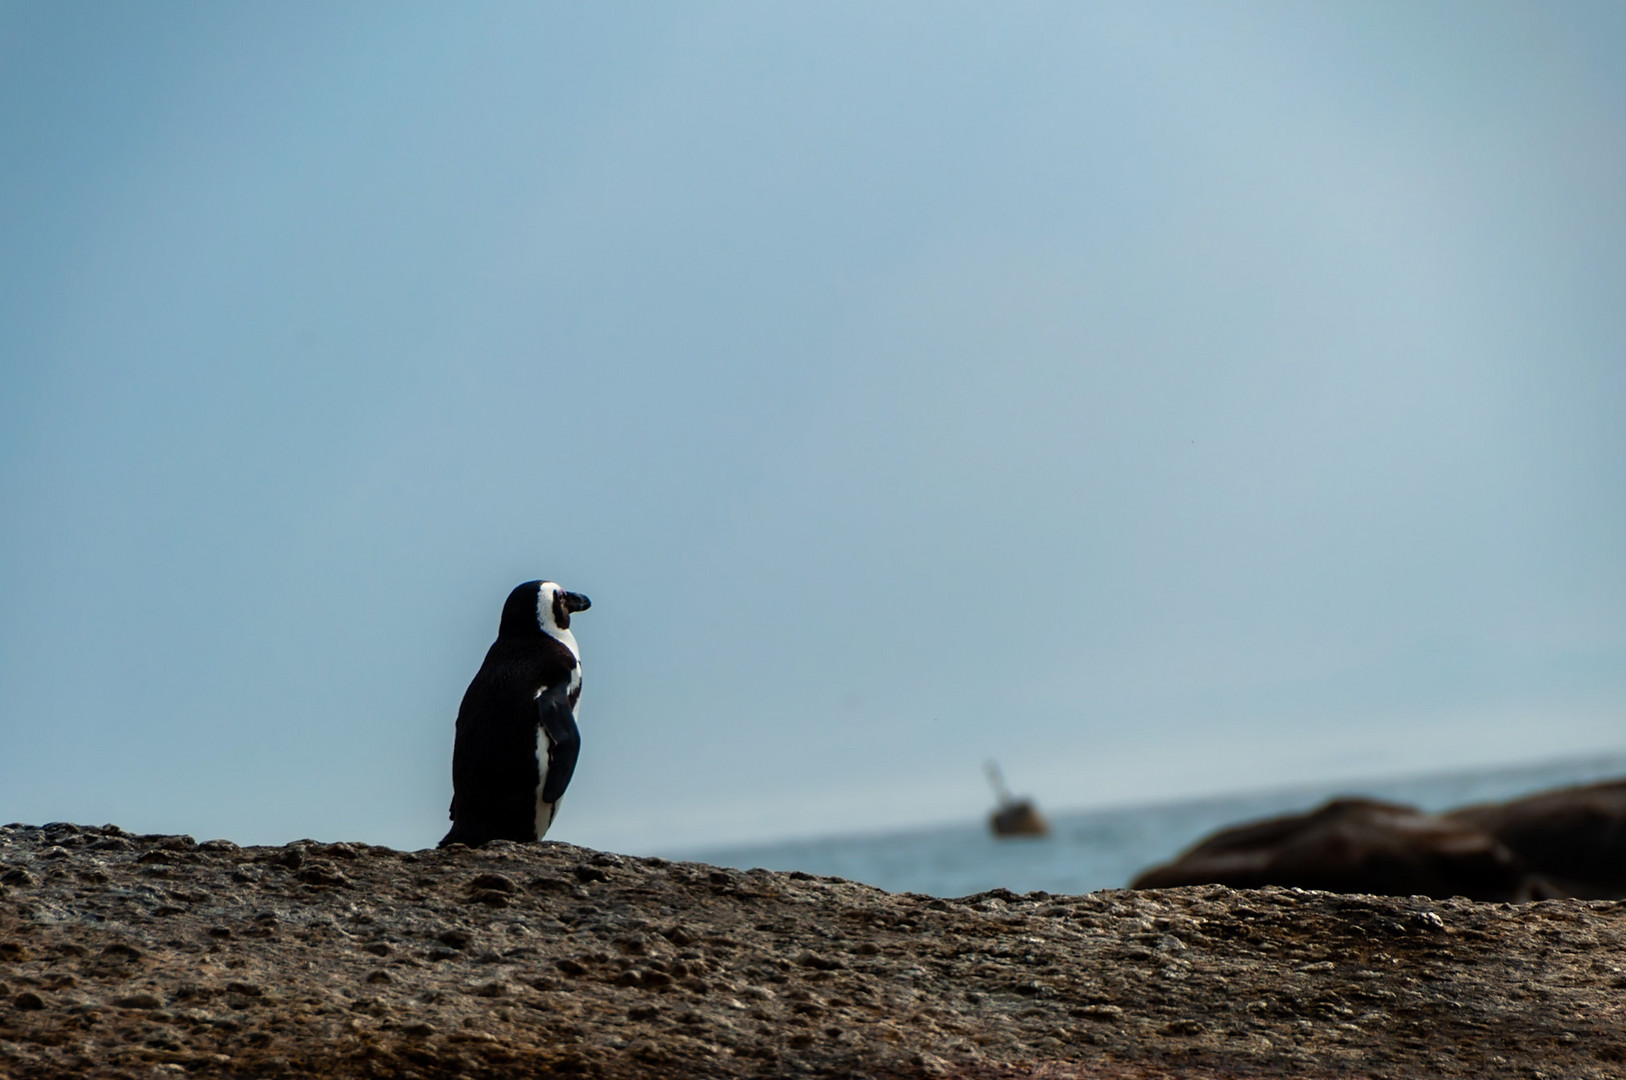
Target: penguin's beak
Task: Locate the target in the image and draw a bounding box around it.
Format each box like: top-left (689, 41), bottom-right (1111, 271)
top-left (562, 591), bottom-right (591, 614)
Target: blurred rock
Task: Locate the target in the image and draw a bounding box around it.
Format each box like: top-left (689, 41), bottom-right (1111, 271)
top-left (984, 761), bottom-right (1050, 838)
top-left (990, 799), bottom-right (1049, 838)
top-left (1447, 778), bottom-right (1626, 899)
top-left (1131, 797), bottom-right (1529, 901)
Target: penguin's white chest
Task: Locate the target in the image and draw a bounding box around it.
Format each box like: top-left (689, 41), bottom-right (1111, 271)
top-left (531, 665), bottom-right (582, 841)
top-left (534, 726), bottom-right (558, 839)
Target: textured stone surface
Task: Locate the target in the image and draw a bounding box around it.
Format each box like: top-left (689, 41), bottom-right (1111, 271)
top-left (3, 821), bottom-right (1625, 1078)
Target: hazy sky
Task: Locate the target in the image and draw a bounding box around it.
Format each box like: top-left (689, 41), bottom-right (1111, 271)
top-left (3, 2), bottom-right (1623, 853)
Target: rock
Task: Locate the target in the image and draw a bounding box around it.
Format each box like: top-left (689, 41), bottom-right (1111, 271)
top-left (110, 993), bottom-right (163, 1009)
top-left (294, 862), bottom-right (349, 887)
top-left (468, 872), bottom-right (519, 893)
top-left (0, 823), bottom-right (1621, 1079)
top-left (1131, 797), bottom-right (1529, 900)
top-left (991, 800), bottom-right (1050, 837)
top-left (1447, 779), bottom-right (1626, 898)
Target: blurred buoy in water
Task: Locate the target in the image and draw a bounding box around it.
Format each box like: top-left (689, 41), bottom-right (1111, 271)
top-left (985, 760), bottom-right (1050, 838)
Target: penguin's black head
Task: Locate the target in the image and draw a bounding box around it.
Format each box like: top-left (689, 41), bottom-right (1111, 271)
top-left (499, 580), bottom-right (591, 638)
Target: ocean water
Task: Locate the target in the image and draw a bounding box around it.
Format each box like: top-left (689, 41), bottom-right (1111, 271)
top-left (678, 753), bottom-right (1626, 898)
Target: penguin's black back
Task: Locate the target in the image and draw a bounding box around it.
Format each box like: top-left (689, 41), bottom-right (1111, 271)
top-left (442, 630), bottom-right (578, 847)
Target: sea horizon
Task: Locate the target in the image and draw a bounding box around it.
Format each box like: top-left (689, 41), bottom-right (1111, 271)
top-left (672, 748), bottom-right (1626, 898)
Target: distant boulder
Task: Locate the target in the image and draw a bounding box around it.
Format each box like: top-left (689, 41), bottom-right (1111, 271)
top-left (1131, 797), bottom-right (1529, 901)
top-left (1447, 779), bottom-right (1626, 899)
top-left (990, 800), bottom-right (1049, 838)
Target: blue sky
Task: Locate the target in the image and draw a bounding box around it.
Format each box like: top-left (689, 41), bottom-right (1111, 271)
top-left (2, 2), bottom-right (1623, 852)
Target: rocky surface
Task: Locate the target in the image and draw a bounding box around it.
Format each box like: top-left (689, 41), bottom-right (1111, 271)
top-left (4, 822), bottom-right (1626, 1079)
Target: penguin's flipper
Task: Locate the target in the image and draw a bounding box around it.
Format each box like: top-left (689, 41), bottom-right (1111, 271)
top-left (537, 681), bottom-right (581, 805)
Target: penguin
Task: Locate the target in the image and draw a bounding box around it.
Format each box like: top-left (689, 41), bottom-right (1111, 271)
top-left (440, 580), bottom-right (591, 847)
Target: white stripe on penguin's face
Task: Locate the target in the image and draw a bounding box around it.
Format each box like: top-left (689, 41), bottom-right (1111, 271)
top-left (535, 582), bottom-right (558, 631)
top-left (534, 581), bottom-right (580, 661)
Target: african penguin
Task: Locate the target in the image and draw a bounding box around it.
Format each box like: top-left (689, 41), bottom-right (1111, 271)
top-left (440, 580), bottom-right (591, 847)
